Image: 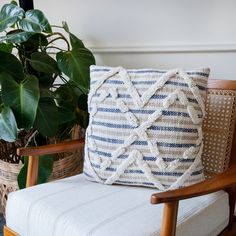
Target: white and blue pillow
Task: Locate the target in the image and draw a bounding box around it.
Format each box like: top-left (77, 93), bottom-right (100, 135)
top-left (84, 66), bottom-right (210, 190)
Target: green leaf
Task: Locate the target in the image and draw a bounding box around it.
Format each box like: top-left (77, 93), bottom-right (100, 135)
top-left (0, 51), bottom-right (24, 79)
top-left (0, 73), bottom-right (40, 130)
top-left (77, 93), bottom-right (88, 111)
top-left (2, 31), bottom-right (36, 44)
top-left (54, 83), bottom-right (80, 110)
top-left (75, 106), bottom-right (89, 128)
top-left (62, 22), bottom-right (84, 48)
top-left (18, 155), bottom-right (53, 189)
top-left (0, 105), bottom-right (17, 142)
top-left (57, 107), bottom-right (76, 125)
top-left (29, 52), bottom-right (61, 74)
top-left (19, 9), bottom-right (52, 33)
top-left (0, 3), bottom-right (24, 32)
top-left (38, 74), bottom-right (55, 88)
top-left (37, 155), bottom-right (54, 184)
top-left (10, 1), bottom-right (18, 6)
top-left (56, 46), bottom-right (95, 93)
top-left (57, 25), bottom-right (95, 93)
top-left (33, 97), bottom-right (59, 137)
top-left (69, 32), bottom-right (85, 48)
top-left (17, 156), bottom-right (27, 189)
top-left (0, 42), bottom-right (13, 53)
top-left (62, 21), bottom-right (69, 33)
top-left (22, 33), bottom-right (48, 50)
top-left (55, 84), bottom-right (88, 128)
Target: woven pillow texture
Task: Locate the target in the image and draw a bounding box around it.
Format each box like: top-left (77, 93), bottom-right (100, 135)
top-left (84, 65), bottom-right (210, 190)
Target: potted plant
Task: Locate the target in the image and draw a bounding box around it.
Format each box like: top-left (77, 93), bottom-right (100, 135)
top-left (0, 1), bottom-right (95, 190)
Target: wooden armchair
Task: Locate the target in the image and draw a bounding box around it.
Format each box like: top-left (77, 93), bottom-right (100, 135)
top-left (4, 79), bottom-right (236, 236)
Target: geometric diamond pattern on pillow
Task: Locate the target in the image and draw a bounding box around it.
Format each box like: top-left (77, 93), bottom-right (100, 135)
top-left (83, 66), bottom-right (210, 190)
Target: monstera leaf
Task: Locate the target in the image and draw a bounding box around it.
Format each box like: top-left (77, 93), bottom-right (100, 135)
top-left (33, 96), bottom-right (60, 137)
top-left (56, 25), bottom-right (95, 93)
top-left (54, 83), bottom-right (86, 127)
top-left (0, 3), bottom-right (24, 32)
top-left (2, 31), bottom-right (36, 44)
top-left (29, 52), bottom-right (61, 75)
top-left (0, 73), bottom-right (40, 130)
top-left (19, 9), bottom-right (52, 33)
top-left (0, 42), bottom-right (13, 53)
top-left (0, 105), bottom-right (17, 142)
top-left (22, 33), bottom-right (48, 52)
top-left (0, 51), bottom-right (24, 79)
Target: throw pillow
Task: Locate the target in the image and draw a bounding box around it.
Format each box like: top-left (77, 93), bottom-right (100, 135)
top-left (83, 65), bottom-right (210, 190)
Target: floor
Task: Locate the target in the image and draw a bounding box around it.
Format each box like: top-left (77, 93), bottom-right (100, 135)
top-left (0, 217), bottom-right (235, 236)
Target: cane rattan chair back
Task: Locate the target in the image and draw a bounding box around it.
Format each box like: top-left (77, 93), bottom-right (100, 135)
top-left (202, 81), bottom-right (236, 177)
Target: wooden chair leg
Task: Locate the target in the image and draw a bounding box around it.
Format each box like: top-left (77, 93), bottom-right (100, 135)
top-left (160, 201), bottom-right (179, 236)
top-left (26, 155), bottom-right (39, 188)
top-left (4, 225), bottom-right (18, 236)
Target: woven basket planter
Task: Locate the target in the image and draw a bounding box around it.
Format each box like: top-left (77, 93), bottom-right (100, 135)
top-left (0, 126), bottom-right (84, 214)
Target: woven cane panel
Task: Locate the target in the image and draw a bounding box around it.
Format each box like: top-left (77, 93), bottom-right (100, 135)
top-left (202, 89), bottom-right (236, 176)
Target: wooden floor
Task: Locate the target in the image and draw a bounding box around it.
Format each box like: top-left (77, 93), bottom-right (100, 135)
top-left (2, 224), bottom-right (236, 236)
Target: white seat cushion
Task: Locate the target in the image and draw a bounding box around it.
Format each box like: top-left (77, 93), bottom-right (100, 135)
top-left (6, 174), bottom-right (229, 236)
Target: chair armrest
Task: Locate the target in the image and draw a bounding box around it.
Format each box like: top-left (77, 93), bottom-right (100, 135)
top-left (17, 138), bottom-right (85, 188)
top-left (151, 165), bottom-right (236, 204)
top-left (17, 138), bottom-right (85, 156)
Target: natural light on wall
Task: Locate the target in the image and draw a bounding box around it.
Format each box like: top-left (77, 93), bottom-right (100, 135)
top-left (1, 0), bottom-right (236, 79)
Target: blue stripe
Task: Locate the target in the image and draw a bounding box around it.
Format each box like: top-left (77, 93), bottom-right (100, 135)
top-left (89, 148), bottom-right (112, 157)
top-left (92, 121), bottom-right (197, 133)
top-left (90, 68), bottom-right (209, 77)
top-left (94, 93), bottom-right (198, 104)
top-left (84, 169), bottom-right (203, 188)
top-left (191, 169), bottom-right (204, 176)
top-left (92, 121), bottom-right (132, 129)
top-left (91, 69), bottom-right (166, 74)
top-left (90, 162), bottom-right (202, 177)
top-left (92, 79), bottom-right (205, 91)
top-left (95, 107), bottom-right (190, 117)
top-left (166, 81), bottom-right (205, 91)
top-left (89, 135), bottom-right (195, 148)
top-left (150, 125), bottom-right (197, 133)
top-left (90, 135), bottom-right (124, 144)
top-left (152, 169), bottom-right (203, 176)
top-left (83, 171), bottom-right (156, 186)
top-left (115, 180), bottom-right (155, 186)
top-left (157, 142), bottom-right (194, 148)
top-left (88, 148), bottom-right (194, 163)
top-left (83, 171), bottom-right (94, 179)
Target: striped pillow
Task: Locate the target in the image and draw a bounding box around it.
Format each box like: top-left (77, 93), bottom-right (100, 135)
top-left (84, 65), bottom-right (210, 190)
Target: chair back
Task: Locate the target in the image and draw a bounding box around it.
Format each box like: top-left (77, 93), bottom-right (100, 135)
top-left (202, 80), bottom-right (236, 176)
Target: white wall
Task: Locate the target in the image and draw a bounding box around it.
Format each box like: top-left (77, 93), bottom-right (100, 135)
top-left (1, 0), bottom-right (236, 79)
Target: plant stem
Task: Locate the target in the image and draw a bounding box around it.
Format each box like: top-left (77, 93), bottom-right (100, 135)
top-left (24, 130), bottom-right (38, 147)
top-left (47, 37), bottom-right (64, 46)
top-left (46, 46), bottom-right (67, 52)
top-left (59, 75), bottom-right (69, 84)
top-left (46, 32), bottom-right (70, 51)
top-left (50, 25), bottom-right (64, 29)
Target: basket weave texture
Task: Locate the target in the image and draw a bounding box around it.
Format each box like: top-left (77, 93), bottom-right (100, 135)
top-left (0, 126), bottom-right (84, 214)
top-left (202, 89), bottom-right (236, 177)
